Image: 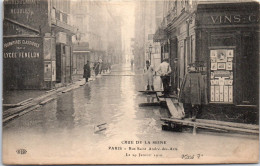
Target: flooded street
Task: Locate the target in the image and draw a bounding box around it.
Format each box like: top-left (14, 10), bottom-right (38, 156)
top-left (3, 64), bottom-right (258, 164)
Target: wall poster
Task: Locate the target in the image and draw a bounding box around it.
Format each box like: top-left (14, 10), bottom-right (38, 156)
top-left (210, 49), bottom-right (234, 103)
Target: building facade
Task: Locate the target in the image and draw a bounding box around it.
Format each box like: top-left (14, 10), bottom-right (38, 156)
top-left (3, 0), bottom-right (76, 90)
top-left (154, 0), bottom-right (259, 119)
top-left (133, 0), bottom-right (164, 69)
top-left (70, 1), bottom-right (122, 74)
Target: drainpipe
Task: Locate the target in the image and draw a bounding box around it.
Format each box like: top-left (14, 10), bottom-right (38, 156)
top-left (186, 17), bottom-right (192, 65)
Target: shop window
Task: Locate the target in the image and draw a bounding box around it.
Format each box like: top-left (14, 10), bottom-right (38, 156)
top-left (210, 49), bottom-right (234, 104)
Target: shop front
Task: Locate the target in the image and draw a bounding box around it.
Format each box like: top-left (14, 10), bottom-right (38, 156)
top-left (3, 37), bottom-right (44, 90)
top-left (72, 43), bottom-right (90, 75)
top-left (3, 0), bottom-right (57, 90)
top-left (196, 2), bottom-right (259, 109)
top-left (53, 31), bottom-right (74, 85)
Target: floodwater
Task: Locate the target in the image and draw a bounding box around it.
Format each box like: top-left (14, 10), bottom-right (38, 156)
top-left (3, 64), bottom-right (258, 164)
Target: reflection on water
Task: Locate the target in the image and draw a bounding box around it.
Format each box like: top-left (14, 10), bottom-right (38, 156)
top-left (83, 84), bottom-right (91, 101)
top-left (56, 92), bottom-right (75, 129)
top-left (3, 64), bottom-right (258, 163)
top-left (146, 95), bottom-right (156, 103)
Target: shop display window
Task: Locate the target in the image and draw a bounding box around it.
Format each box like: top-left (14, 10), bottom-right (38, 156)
top-left (210, 49), bottom-right (234, 103)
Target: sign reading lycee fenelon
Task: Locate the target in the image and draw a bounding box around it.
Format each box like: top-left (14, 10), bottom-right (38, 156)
top-left (3, 39), bottom-right (41, 58)
top-left (3, 37), bottom-right (43, 89)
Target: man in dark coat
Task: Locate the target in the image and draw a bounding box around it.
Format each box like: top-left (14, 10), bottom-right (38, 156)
top-left (179, 63), bottom-right (204, 121)
top-left (83, 61), bottom-right (91, 83)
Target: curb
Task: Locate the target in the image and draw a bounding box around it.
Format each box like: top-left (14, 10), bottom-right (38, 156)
top-left (3, 79), bottom-right (84, 125)
top-left (3, 71), bottom-right (111, 125)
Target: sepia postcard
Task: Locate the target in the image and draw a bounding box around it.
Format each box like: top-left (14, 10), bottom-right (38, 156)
top-left (2, 0), bottom-right (259, 164)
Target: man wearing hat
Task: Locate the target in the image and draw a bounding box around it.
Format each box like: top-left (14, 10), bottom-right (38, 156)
top-left (83, 60), bottom-right (91, 83)
top-left (179, 63), bottom-right (203, 121)
top-left (157, 58), bottom-right (172, 96)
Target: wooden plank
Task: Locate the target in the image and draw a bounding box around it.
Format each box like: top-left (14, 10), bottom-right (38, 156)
top-left (18, 105), bottom-right (41, 116)
top-left (17, 98), bottom-right (33, 105)
top-left (161, 118), bottom-right (259, 134)
top-left (3, 104), bottom-right (21, 107)
top-left (196, 119), bottom-right (259, 130)
top-left (62, 87), bottom-right (74, 93)
top-left (3, 114), bottom-right (19, 124)
top-left (139, 102), bottom-right (161, 107)
top-left (39, 98), bottom-right (55, 105)
top-left (3, 105), bottom-right (42, 124)
top-left (158, 97), bottom-right (166, 102)
top-left (156, 92), bottom-right (163, 96)
top-left (174, 102), bottom-right (184, 116)
top-left (165, 98), bottom-right (184, 119)
top-left (46, 89), bottom-right (56, 93)
top-left (138, 90), bottom-right (163, 93)
top-left (168, 94), bottom-right (179, 99)
top-left (3, 103), bottom-right (35, 118)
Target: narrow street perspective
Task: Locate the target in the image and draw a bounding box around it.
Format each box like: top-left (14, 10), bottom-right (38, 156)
top-left (2, 0), bottom-right (259, 165)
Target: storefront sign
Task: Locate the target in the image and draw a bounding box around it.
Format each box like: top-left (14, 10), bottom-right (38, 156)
top-left (4, 0), bottom-right (48, 34)
top-left (3, 37), bottom-right (43, 89)
top-left (56, 32), bottom-right (67, 44)
top-left (3, 39), bottom-right (41, 59)
top-left (209, 15), bottom-right (259, 24)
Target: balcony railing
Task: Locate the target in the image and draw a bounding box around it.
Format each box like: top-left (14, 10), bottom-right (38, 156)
top-left (51, 7), bottom-right (76, 33)
top-left (51, 7), bottom-right (71, 25)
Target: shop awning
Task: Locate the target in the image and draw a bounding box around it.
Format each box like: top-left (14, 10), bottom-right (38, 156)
top-left (153, 28), bottom-right (168, 42)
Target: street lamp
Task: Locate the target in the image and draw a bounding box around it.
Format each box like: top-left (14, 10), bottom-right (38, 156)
top-left (149, 44), bottom-right (152, 63)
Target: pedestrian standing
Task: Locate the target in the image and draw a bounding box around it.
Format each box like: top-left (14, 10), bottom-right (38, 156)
top-left (99, 58), bottom-right (103, 74)
top-left (94, 62), bottom-right (100, 76)
top-left (179, 63), bottom-right (203, 121)
top-left (157, 58), bottom-right (172, 96)
top-left (144, 60), bottom-right (154, 91)
top-left (108, 62), bottom-right (111, 72)
top-left (83, 60), bottom-right (91, 83)
top-left (131, 59), bottom-right (134, 67)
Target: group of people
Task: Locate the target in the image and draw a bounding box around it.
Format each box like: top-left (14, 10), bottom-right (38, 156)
top-left (144, 59), bottom-right (172, 95)
top-left (83, 60), bottom-right (111, 83)
top-left (144, 59), bottom-right (205, 121)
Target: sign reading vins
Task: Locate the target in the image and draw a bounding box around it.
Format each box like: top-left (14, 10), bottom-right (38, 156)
top-left (210, 15), bottom-right (259, 24)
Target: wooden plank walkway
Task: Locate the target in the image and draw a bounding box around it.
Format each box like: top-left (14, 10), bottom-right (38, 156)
top-left (196, 119), bottom-right (259, 130)
top-left (158, 92), bottom-right (259, 134)
top-left (161, 118), bottom-right (259, 134)
top-left (165, 98), bottom-right (184, 119)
